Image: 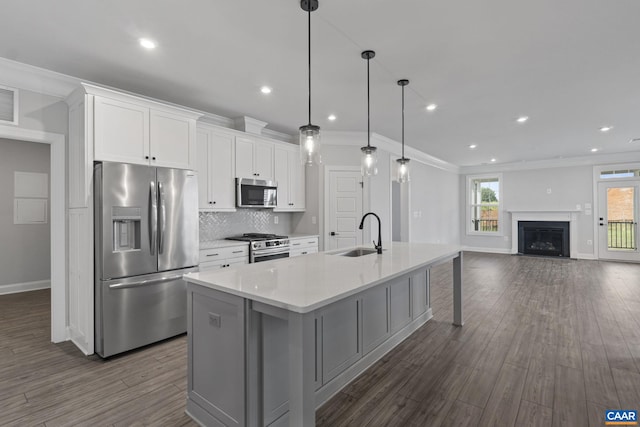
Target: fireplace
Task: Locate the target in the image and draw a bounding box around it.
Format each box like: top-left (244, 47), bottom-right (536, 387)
top-left (518, 221), bottom-right (570, 257)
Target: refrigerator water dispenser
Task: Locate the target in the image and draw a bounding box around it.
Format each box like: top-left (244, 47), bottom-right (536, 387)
top-left (112, 207), bottom-right (141, 252)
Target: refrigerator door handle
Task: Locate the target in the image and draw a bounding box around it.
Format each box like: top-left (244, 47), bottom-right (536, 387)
top-left (108, 274), bottom-right (184, 289)
top-left (158, 181), bottom-right (166, 254)
top-left (149, 180), bottom-right (157, 256)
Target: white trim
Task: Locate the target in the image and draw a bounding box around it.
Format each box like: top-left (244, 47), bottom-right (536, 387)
top-left (321, 131), bottom-right (460, 173)
top-left (576, 253), bottom-right (597, 260)
top-left (462, 246), bottom-right (512, 255)
top-left (0, 124), bottom-right (66, 343)
top-left (0, 84), bottom-right (19, 125)
top-left (461, 151), bottom-right (640, 174)
top-left (0, 279), bottom-right (50, 295)
top-left (0, 57), bottom-right (79, 99)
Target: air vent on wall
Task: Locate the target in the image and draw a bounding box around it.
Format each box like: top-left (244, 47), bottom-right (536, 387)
top-left (0, 86), bottom-right (18, 125)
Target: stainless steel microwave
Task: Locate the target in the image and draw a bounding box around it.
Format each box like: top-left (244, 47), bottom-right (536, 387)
top-left (236, 178), bottom-right (277, 208)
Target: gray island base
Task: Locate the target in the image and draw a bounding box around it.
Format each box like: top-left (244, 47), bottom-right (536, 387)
top-left (184, 242), bottom-right (463, 427)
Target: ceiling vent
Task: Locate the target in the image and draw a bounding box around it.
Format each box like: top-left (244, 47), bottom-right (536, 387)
top-left (0, 86), bottom-right (18, 125)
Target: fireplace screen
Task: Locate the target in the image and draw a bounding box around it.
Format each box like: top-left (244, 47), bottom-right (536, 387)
top-left (518, 221), bottom-right (570, 257)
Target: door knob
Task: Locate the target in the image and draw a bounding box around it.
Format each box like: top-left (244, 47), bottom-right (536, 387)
top-left (330, 232), bottom-right (339, 236)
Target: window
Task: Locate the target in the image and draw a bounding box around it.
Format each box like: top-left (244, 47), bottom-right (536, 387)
top-left (600, 169), bottom-right (640, 179)
top-left (467, 174), bottom-right (502, 234)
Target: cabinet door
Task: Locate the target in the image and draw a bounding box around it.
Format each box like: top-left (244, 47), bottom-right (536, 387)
top-left (94, 96), bottom-right (149, 165)
top-left (274, 147), bottom-right (290, 209)
top-left (235, 137), bottom-right (254, 178)
top-left (150, 110), bottom-right (195, 169)
top-left (412, 270), bottom-right (428, 319)
top-left (210, 131), bottom-right (236, 210)
top-left (390, 277), bottom-right (412, 334)
top-left (288, 150), bottom-right (306, 210)
top-left (196, 130), bottom-right (212, 209)
top-left (361, 285), bottom-right (390, 354)
top-left (254, 142), bottom-right (274, 179)
top-left (321, 297), bottom-right (361, 384)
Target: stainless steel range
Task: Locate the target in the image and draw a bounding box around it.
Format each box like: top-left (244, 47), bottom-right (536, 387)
top-left (226, 233), bottom-right (290, 263)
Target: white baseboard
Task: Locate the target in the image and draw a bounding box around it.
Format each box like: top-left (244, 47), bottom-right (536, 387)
top-left (0, 279), bottom-right (50, 295)
top-left (462, 246), bottom-right (512, 255)
top-left (576, 252), bottom-right (597, 260)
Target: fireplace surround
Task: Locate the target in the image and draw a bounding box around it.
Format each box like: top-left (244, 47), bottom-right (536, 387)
top-left (509, 210), bottom-right (579, 259)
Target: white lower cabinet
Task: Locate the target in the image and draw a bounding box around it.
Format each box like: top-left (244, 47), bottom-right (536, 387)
top-left (199, 245), bottom-right (248, 271)
top-left (289, 236), bottom-right (318, 257)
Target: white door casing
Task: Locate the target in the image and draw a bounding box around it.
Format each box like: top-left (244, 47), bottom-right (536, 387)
top-left (326, 169), bottom-right (363, 250)
top-left (597, 180), bottom-right (639, 262)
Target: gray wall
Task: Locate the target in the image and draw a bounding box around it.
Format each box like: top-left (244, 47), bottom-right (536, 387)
top-left (461, 165), bottom-right (595, 256)
top-left (410, 161), bottom-right (460, 244)
top-left (17, 89), bottom-right (69, 135)
top-left (0, 138), bottom-right (51, 287)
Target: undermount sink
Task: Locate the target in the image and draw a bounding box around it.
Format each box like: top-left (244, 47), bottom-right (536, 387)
top-left (331, 247), bottom-right (379, 257)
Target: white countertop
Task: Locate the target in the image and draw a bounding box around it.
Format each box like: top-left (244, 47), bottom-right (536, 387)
top-left (199, 240), bottom-right (250, 250)
top-left (185, 242), bottom-right (461, 313)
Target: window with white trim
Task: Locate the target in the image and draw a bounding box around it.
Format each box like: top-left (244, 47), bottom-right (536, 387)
top-left (467, 174), bottom-right (502, 234)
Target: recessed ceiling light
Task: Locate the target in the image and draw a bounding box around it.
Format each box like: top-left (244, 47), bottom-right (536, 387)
top-left (599, 126), bottom-right (612, 132)
top-left (490, 158), bottom-right (497, 162)
top-left (469, 144), bottom-right (477, 149)
top-left (591, 148), bottom-right (599, 152)
top-left (328, 114), bottom-right (337, 121)
top-left (260, 86), bottom-right (272, 94)
top-left (139, 38), bottom-right (157, 49)
top-left (516, 116), bottom-right (529, 123)
top-left (426, 104), bottom-right (438, 112)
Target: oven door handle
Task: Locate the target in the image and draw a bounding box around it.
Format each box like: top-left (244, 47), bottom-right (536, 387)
top-left (253, 249), bottom-right (290, 257)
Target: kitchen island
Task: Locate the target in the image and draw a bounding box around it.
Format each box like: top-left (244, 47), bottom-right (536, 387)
top-left (184, 242), bottom-right (463, 427)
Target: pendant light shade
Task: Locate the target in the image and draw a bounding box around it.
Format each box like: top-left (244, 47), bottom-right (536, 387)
top-left (396, 79), bottom-right (411, 183)
top-left (361, 50), bottom-right (378, 176)
top-left (299, 0), bottom-right (321, 165)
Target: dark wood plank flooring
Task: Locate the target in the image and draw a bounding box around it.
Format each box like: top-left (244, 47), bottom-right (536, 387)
top-left (1, 253), bottom-right (638, 426)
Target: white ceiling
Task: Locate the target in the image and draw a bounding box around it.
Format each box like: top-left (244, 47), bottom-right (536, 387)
top-left (2, 0), bottom-right (640, 166)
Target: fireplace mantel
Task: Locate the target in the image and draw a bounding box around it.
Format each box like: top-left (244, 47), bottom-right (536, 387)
top-left (508, 210), bottom-right (579, 258)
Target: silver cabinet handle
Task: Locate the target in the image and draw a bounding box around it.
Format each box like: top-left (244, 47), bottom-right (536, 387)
top-left (232, 250), bottom-right (244, 254)
top-left (206, 253), bottom-right (219, 257)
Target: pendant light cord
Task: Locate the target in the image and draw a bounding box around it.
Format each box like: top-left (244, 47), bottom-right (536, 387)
top-left (307, 6), bottom-right (312, 126)
top-left (401, 83), bottom-right (405, 159)
top-left (367, 56), bottom-right (371, 148)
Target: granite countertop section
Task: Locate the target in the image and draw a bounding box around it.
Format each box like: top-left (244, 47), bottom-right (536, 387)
top-left (185, 242), bottom-right (461, 314)
top-left (199, 240), bottom-right (250, 250)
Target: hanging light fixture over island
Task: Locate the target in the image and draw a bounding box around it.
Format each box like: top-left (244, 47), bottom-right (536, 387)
top-left (360, 50), bottom-right (378, 176)
top-left (299, 0), bottom-right (322, 165)
top-left (397, 79), bottom-right (411, 183)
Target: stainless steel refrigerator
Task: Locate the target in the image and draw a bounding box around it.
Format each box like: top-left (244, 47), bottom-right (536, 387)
top-left (94, 162), bottom-right (198, 357)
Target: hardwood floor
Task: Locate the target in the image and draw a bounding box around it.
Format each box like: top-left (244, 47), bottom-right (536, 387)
top-left (1, 253), bottom-right (638, 426)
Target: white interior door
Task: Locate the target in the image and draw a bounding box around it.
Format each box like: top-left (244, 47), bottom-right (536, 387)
top-left (598, 181), bottom-right (639, 261)
top-left (327, 170), bottom-right (363, 250)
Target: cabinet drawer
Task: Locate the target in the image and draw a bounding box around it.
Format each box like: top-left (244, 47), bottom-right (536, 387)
top-left (199, 245), bottom-right (249, 263)
top-left (289, 237), bottom-right (319, 250)
top-left (290, 248), bottom-right (318, 258)
top-left (200, 257), bottom-right (248, 272)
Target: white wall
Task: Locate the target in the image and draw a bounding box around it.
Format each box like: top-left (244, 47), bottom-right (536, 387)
top-left (0, 138), bottom-right (51, 290)
top-left (460, 164), bottom-right (595, 256)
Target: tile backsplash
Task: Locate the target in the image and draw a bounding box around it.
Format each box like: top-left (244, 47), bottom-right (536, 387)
top-left (199, 211), bottom-right (292, 243)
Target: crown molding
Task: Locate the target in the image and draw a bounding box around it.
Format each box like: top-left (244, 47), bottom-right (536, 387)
top-left (262, 128), bottom-right (294, 144)
top-left (322, 131), bottom-right (460, 173)
top-left (460, 151), bottom-right (640, 174)
top-left (0, 57), bottom-right (79, 99)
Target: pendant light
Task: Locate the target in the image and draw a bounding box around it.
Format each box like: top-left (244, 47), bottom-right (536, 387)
top-left (397, 79), bottom-right (411, 183)
top-left (299, 0), bottom-right (321, 166)
top-left (361, 50), bottom-right (378, 176)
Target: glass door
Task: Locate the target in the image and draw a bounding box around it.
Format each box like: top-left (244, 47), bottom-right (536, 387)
top-left (598, 181), bottom-right (639, 261)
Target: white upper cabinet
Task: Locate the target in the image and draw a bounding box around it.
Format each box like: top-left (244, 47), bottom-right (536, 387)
top-left (235, 136), bottom-right (274, 180)
top-left (92, 89), bottom-right (199, 170)
top-left (94, 96), bottom-right (150, 164)
top-left (197, 126), bottom-right (236, 211)
top-left (274, 145), bottom-right (305, 212)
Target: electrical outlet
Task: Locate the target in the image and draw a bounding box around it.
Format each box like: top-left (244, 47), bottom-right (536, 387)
top-left (311, 216), bottom-right (317, 225)
top-left (274, 216), bottom-right (279, 225)
top-left (546, 188), bottom-right (552, 194)
top-left (576, 204), bottom-right (581, 211)
top-left (504, 236), bottom-right (509, 242)
top-left (587, 240), bottom-right (593, 246)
